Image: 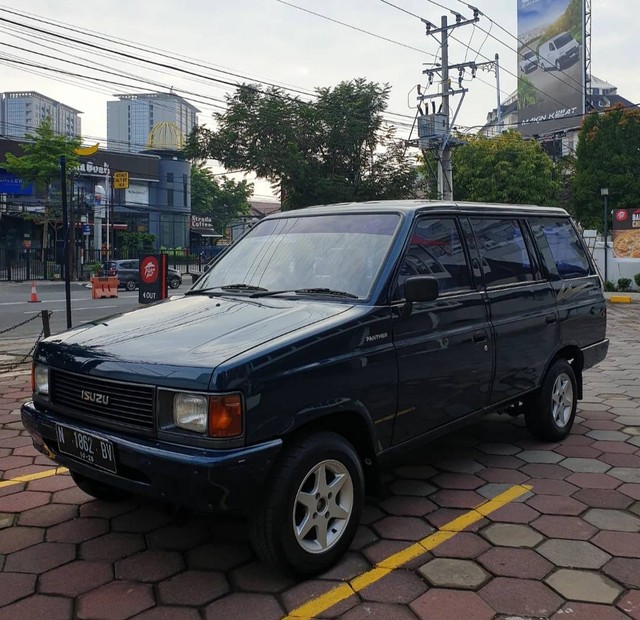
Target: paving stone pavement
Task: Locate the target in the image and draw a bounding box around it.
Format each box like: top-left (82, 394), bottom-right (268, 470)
top-left (0, 303), bottom-right (638, 619)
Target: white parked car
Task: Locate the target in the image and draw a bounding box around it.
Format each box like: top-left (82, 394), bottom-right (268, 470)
top-left (538, 32), bottom-right (579, 71)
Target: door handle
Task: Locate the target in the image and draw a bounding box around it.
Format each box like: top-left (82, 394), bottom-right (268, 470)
top-left (473, 331), bottom-right (488, 344)
top-left (545, 314), bottom-right (557, 324)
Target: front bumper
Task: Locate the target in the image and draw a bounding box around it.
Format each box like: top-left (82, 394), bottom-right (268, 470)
top-left (21, 401), bottom-right (283, 515)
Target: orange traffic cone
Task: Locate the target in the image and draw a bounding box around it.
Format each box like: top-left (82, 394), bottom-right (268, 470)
top-left (28, 282), bottom-right (40, 303)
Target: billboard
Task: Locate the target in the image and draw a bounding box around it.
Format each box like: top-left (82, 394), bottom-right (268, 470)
top-left (612, 209), bottom-right (640, 260)
top-left (517, 0), bottom-right (585, 136)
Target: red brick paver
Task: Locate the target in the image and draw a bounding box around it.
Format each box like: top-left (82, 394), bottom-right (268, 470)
top-left (0, 303), bottom-right (638, 618)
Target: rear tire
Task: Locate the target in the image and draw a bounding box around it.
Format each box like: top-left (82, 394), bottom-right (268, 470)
top-left (70, 470), bottom-right (132, 502)
top-left (249, 432), bottom-right (364, 577)
top-left (525, 359), bottom-right (577, 441)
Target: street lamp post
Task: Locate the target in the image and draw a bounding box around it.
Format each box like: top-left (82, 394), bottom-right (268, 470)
top-left (601, 188), bottom-right (609, 283)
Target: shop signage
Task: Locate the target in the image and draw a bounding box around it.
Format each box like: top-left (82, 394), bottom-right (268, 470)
top-left (0, 174), bottom-right (34, 195)
top-left (138, 254), bottom-right (168, 304)
top-left (191, 215), bottom-right (214, 229)
top-left (190, 215), bottom-right (221, 237)
top-left (612, 209), bottom-right (640, 259)
top-left (78, 161), bottom-right (111, 176)
top-left (113, 171), bottom-right (129, 189)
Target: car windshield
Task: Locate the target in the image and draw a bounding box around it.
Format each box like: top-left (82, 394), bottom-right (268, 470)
top-left (192, 212), bottom-right (401, 299)
top-left (554, 33), bottom-right (573, 48)
top-left (524, 51), bottom-right (536, 60)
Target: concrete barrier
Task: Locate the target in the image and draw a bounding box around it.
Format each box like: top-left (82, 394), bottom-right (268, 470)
top-left (91, 277), bottom-right (118, 299)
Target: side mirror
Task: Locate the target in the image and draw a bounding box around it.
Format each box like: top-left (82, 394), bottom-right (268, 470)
top-left (404, 276), bottom-right (439, 302)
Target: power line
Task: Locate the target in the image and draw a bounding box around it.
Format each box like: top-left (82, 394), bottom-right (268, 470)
top-left (0, 6), bottom-right (416, 123)
top-left (0, 5), bottom-right (317, 100)
top-left (0, 41), bottom-right (230, 111)
top-left (274, 0), bottom-right (437, 59)
top-left (376, 0), bottom-right (511, 101)
top-left (382, 0), bottom-right (582, 113)
top-left (453, 0), bottom-right (585, 96)
top-left (461, 99), bottom-right (639, 134)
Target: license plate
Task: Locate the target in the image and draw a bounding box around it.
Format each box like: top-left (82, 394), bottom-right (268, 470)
top-left (55, 424), bottom-right (117, 473)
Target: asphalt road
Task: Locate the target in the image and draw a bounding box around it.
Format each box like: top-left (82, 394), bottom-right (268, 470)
top-left (0, 281), bottom-right (181, 341)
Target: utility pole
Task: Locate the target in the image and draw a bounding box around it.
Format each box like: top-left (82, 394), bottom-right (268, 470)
top-left (495, 53), bottom-right (502, 132)
top-left (411, 8), bottom-right (502, 200)
top-left (60, 156), bottom-right (72, 329)
top-left (440, 15), bottom-right (452, 200)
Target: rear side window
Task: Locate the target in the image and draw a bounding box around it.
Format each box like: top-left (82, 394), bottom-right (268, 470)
top-left (470, 218), bottom-right (534, 287)
top-left (396, 217), bottom-right (472, 296)
top-left (530, 218), bottom-right (591, 279)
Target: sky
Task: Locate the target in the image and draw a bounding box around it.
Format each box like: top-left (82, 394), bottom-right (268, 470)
top-left (0, 0), bottom-right (636, 201)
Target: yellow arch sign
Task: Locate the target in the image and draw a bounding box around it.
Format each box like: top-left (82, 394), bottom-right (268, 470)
top-left (74, 143), bottom-right (100, 156)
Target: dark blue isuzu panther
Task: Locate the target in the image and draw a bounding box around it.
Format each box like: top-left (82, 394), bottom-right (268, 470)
top-left (22, 201), bottom-right (608, 575)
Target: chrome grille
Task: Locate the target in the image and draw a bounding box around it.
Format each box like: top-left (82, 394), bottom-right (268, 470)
top-left (50, 369), bottom-right (155, 432)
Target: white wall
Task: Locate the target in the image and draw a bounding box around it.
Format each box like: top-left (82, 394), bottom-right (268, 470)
top-left (591, 242), bottom-right (640, 289)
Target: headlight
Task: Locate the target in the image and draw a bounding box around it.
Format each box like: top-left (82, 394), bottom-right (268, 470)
top-left (173, 393), bottom-right (208, 433)
top-left (33, 364), bottom-right (49, 396)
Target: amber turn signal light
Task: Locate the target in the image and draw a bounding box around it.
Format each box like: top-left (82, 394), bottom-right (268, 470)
top-left (208, 394), bottom-right (243, 438)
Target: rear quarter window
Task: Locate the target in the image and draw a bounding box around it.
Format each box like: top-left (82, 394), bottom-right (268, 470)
top-left (530, 218), bottom-right (591, 279)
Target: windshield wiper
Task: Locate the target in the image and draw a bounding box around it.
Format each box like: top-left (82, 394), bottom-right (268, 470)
top-left (185, 283), bottom-right (269, 295)
top-left (251, 287), bottom-right (358, 299)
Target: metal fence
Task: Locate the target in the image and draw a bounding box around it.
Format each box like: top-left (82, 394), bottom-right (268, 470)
top-left (0, 246), bottom-right (227, 282)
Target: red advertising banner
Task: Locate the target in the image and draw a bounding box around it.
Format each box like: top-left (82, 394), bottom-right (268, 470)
top-left (612, 209), bottom-right (640, 259)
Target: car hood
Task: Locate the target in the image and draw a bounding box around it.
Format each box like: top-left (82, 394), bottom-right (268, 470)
top-left (36, 294), bottom-right (353, 384)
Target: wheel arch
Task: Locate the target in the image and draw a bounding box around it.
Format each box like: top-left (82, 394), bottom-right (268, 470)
top-left (285, 409), bottom-right (380, 491)
top-left (545, 344), bottom-right (584, 399)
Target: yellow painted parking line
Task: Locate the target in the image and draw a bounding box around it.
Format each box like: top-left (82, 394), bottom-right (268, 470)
top-left (283, 483), bottom-right (532, 620)
top-left (0, 466), bottom-right (68, 488)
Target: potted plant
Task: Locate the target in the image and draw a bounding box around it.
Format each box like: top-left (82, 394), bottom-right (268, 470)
top-left (86, 260), bottom-right (103, 280)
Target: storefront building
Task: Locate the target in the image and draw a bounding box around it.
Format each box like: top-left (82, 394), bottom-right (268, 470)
top-left (0, 138), bottom-right (191, 260)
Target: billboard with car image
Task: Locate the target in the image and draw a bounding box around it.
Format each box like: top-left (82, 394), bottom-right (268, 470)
top-left (517, 0), bottom-right (585, 136)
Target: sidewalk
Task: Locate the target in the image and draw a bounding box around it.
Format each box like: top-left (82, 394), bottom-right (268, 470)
top-left (605, 291), bottom-right (639, 303)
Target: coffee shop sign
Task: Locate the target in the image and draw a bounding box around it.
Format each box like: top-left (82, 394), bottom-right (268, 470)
top-left (78, 161), bottom-right (111, 176)
top-left (191, 215), bottom-right (214, 228)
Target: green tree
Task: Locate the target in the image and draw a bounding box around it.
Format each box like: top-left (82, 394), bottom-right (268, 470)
top-left (434, 130), bottom-right (560, 205)
top-left (118, 231), bottom-right (156, 256)
top-left (190, 164), bottom-right (253, 236)
top-left (573, 105), bottom-right (640, 230)
top-left (186, 79), bottom-right (418, 209)
top-left (3, 117), bottom-right (81, 253)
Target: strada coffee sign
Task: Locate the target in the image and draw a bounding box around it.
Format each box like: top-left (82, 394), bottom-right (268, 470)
top-left (138, 254), bottom-right (169, 304)
top-left (612, 209), bottom-right (640, 259)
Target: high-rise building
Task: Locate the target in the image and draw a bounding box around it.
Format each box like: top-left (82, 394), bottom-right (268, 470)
top-left (107, 93), bottom-right (199, 153)
top-left (0, 91), bottom-right (82, 139)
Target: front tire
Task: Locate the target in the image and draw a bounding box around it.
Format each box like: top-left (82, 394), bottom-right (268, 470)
top-left (125, 280), bottom-right (136, 291)
top-left (169, 277), bottom-right (181, 289)
top-left (525, 359), bottom-right (577, 441)
top-left (249, 432), bottom-right (364, 577)
top-left (70, 470), bottom-right (132, 502)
